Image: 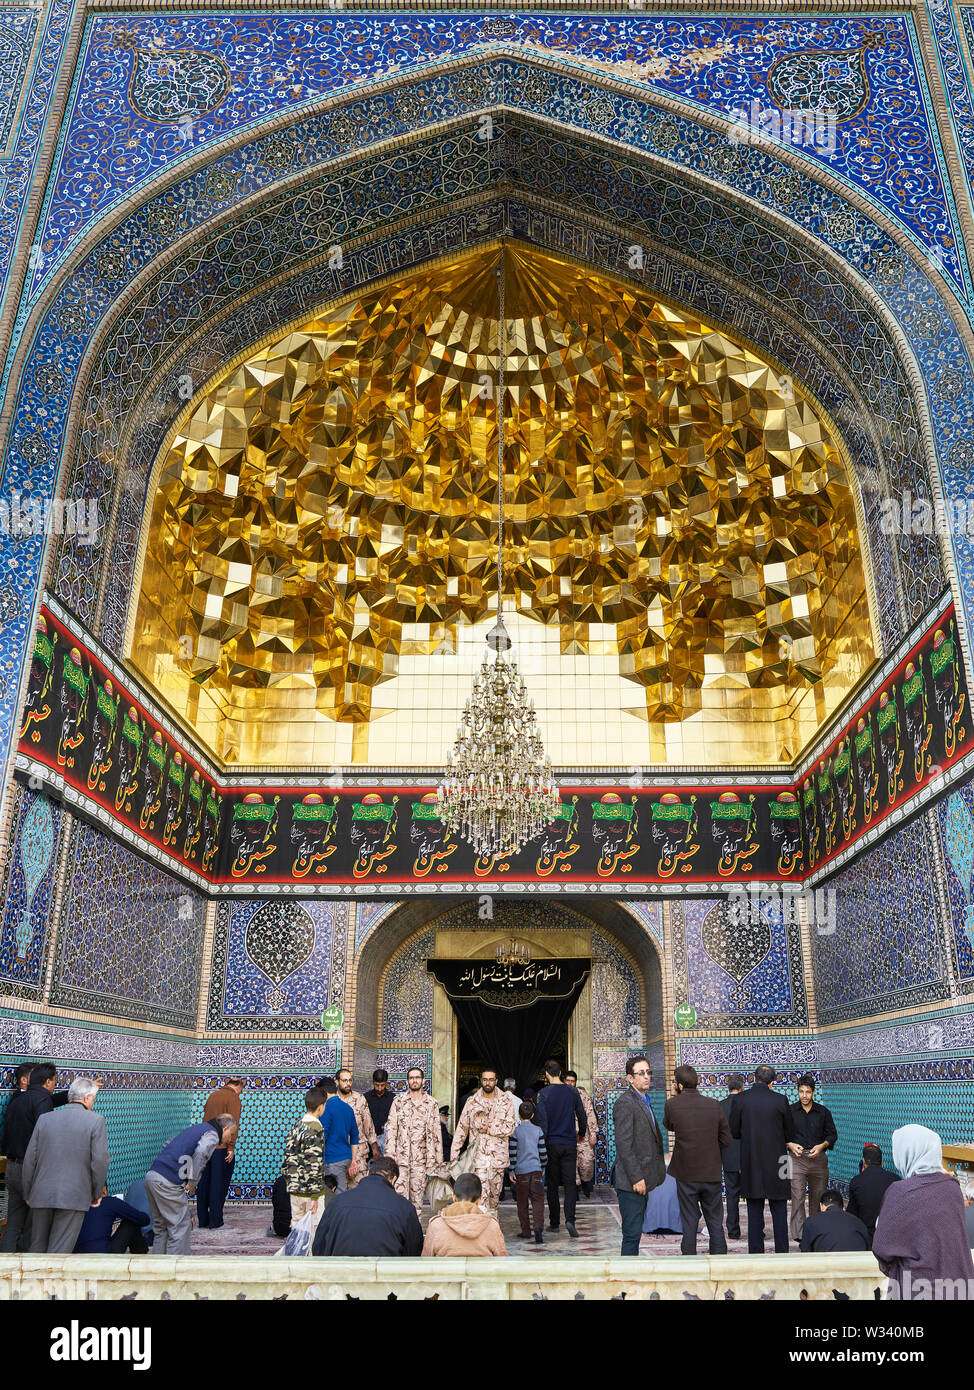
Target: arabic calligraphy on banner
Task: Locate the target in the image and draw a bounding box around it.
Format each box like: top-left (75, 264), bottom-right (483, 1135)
top-left (15, 594), bottom-right (974, 893)
top-left (426, 958), bottom-right (591, 1009)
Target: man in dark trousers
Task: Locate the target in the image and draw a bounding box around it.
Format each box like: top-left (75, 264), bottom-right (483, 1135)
top-left (312, 1155), bottom-right (423, 1256)
top-left (847, 1143), bottom-right (900, 1244)
top-left (22, 1078), bottom-right (110, 1253)
top-left (0, 1061), bottom-right (59, 1252)
top-left (787, 1074), bottom-right (837, 1244)
top-left (364, 1068), bottom-right (395, 1156)
top-left (664, 1064), bottom-right (733, 1255)
top-left (611, 1055), bottom-right (665, 1255)
top-left (197, 1077), bottom-right (244, 1230)
top-left (534, 1059), bottom-right (587, 1238)
top-left (799, 1189), bottom-right (870, 1252)
top-left (729, 1064), bottom-right (795, 1253)
top-left (720, 1073), bottom-right (745, 1240)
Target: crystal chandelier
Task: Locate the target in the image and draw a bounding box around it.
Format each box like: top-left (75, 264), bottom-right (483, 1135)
top-left (495, 938), bottom-right (532, 967)
top-left (438, 250), bottom-right (562, 859)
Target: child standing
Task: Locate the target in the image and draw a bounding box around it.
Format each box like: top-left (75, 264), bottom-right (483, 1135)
top-left (508, 1101), bottom-right (548, 1245)
top-left (281, 1086), bottom-right (327, 1227)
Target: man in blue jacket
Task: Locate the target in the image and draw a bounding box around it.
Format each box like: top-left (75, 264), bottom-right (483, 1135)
top-left (144, 1114), bottom-right (236, 1255)
top-left (534, 1060), bottom-right (587, 1237)
top-left (319, 1076), bottom-right (359, 1192)
top-left (75, 1185), bottom-right (151, 1254)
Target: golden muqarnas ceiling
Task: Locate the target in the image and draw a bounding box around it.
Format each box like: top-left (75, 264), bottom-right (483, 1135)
top-left (131, 244), bottom-right (874, 767)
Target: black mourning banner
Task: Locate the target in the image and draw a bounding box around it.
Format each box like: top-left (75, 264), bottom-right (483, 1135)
top-left (18, 598), bottom-right (974, 891)
top-left (427, 958), bottom-right (592, 1092)
top-left (426, 958), bottom-right (590, 1010)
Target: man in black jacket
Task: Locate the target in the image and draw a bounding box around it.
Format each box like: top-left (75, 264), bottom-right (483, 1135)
top-left (0, 1062), bottom-right (59, 1252)
top-left (364, 1069), bottom-right (395, 1155)
top-left (535, 1060), bottom-right (587, 1237)
top-left (847, 1144), bottom-right (900, 1244)
top-left (729, 1064), bottom-right (795, 1253)
top-left (787, 1074), bottom-right (838, 1244)
top-left (799, 1190), bottom-right (870, 1252)
top-left (720, 1074), bottom-right (745, 1240)
top-left (312, 1155), bottom-right (423, 1257)
top-left (611, 1055), bottom-right (665, 1255)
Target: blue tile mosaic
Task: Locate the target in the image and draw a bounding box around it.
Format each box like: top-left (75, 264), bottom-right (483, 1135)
top-left (591, 928), bottom-right (642, 1046)
top-left (810, 814), bottom-right (950, 1024)
top-left (49, 814), bottom-right (205, 1028)
top-left (0, 0), bottom-right (70, 320)
top-left (25, 13), bottom-right (966, 297)
top-left (380, 925), bottom-right (434, 1045)
top-left (354, 902), bottom-right (396, 953)
top-left (0, 786), bottom-right (61, 998)
top-left (671, 897), bottom-right (807, 1027)
top-left (937, 782), bottom-right (974, 989)
top-left (207, 899), bottom-right (335, 1030)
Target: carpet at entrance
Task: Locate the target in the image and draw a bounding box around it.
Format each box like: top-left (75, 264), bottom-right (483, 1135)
top-left (186, 1190), bottom-right (796, 1259)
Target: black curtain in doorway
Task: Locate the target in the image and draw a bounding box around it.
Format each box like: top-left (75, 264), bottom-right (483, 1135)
top-left (427, 959), bottom-right (590, 1095)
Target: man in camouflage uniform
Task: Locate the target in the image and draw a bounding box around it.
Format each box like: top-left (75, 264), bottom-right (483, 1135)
top-left (384, 1067), bottom-right (445, 1217)
top-left (451, 1068), bottom-right (517, 1214)
top-left (566, 1069), bottom-right (600, 1196)
top-left (334, 1068), bottom-right (378, 1190)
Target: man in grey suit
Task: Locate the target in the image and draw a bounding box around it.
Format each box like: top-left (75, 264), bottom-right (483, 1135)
top-left (611, 1055), bottom-right (665, 1255)
top-left (22, 1077), bottom-right (109, 1254)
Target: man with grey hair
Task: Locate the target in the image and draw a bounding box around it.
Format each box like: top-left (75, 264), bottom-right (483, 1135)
top-left (22, 1077), bottom-right (109, 1253)
top-left (145, 1113), bottom-right (237, 1254)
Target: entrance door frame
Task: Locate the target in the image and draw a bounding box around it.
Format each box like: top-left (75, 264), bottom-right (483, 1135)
top-left (431, 922), bottom-right (593, 1127)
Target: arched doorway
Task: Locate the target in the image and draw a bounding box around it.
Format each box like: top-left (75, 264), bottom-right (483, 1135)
top-left (351, 896), bottom-right (666, 1184)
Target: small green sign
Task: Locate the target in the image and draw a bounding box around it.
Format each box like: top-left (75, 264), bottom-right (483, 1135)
top-left (321, 1005), bottom-right (344, 1031)
top-left (674, 1003), bottom-right (697, 1030)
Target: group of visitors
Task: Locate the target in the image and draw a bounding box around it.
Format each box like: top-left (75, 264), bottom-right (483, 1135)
top-left (6, 1055), bottom-right (974, 1297)
top-left (0, 1061), bottom-right (240, 1255)
top-left (275, 1059), bottom-right (599, 1254)
top-left (613, 1056), bottom-right (974, 1296)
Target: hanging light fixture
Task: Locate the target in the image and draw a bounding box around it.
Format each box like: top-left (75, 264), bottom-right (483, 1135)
top-left (437, 249), bottom-right (562, 859)
top-left (496, 938), bottom-right (532, 967)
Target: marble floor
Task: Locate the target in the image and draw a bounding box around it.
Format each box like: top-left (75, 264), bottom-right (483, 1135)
top-left (189, 1190), bottom-right (794, 1259)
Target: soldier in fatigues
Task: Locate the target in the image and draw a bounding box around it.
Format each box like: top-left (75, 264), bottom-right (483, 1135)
top-left (384, 1067), bottom-right (445, 1217)
top-left (566, 1070), bottom-right (600, 1196)
top-left (451, 1069), bottom-right (517, 1214)
top-left (335, 1068), bottom-right (378, 1190)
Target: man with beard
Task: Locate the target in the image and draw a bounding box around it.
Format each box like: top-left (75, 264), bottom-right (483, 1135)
top-left (330, 1068), bottom-right (378, 1189)
top-left (565, 1070), bottom-right (599, 1197)
top-left (451, 1068), bottom-right (517, 1215)
top-left (364, 1069), bottom-right (395, 1156)
top-left (384, 1068), bottom-right (445, 1218)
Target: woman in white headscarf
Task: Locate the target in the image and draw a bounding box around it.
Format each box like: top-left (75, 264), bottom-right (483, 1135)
top-left (872, 1125), bottom-right (974, 1299)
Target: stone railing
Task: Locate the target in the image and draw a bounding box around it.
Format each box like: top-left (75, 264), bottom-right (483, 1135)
top-left (0, 1253), bottom-right (885, 1300)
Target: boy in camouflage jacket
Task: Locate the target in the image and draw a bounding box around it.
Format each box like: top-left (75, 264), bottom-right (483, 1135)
top-left (281, 1087), bottom-right (327, 1225)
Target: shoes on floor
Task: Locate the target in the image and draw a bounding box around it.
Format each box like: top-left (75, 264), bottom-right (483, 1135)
top-left (566, 1222), bottom-right (579, 1239)
top-left (548, 1223), bottom-right (560, 1232)
top-left (516, 1231), bottom-right (532, 1240)
top-left (534, 1230), bottom-right (544, 1245)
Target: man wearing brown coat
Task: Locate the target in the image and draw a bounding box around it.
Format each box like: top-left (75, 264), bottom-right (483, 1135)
top-left (197, 1078), bottom-right (244, 1229)
top-left (422, 1173), bottom-right (507, 1257)
top-left (664, 1064), bottom-right (733, 1255)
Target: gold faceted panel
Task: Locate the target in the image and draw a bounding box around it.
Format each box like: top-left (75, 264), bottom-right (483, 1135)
top-left (129, 244), bottom-right (875, 768)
